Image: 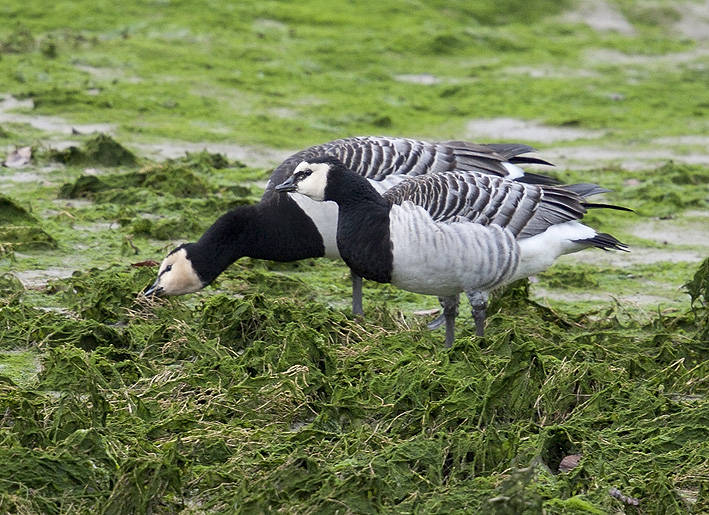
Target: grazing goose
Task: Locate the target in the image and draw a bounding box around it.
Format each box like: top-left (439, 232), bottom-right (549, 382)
top-left (275, 156), bottom-right (629, 346)
top-left (144, 136), bottom-right (554, 315)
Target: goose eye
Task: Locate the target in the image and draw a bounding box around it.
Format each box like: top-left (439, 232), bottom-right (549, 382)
top-left (164, 264), bottom-right (173, 273)
top-left (295, 169), bottom-right (312, 181)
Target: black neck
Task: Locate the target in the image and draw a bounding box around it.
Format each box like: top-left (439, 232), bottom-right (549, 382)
top-left (324, 165), bottom-right (388, 208)
top-left (186, 197), bottom-right (325, 285)
top-left (325, 166), bottom-right (393, 283)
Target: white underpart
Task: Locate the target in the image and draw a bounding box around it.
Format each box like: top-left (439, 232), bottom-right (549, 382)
top-left (289, 193), bottom-right (341, 258)
top-left (388, 202), bottom-right (519, 297)
top-left (502, 162), bottom-right (525, 180)
top-left (513, 221), bottom-right (597, 281)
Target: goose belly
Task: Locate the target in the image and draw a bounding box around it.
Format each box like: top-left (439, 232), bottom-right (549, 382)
top-left (389, 204), bottom-right (520, 296)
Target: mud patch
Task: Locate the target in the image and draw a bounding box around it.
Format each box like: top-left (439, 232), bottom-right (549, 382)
top-left (546, 144), bottom-right (709, 170)
top-left (465, 117), bottom-right (605, 143)
top-left (631, 218), bottom-right (709, 248)
top-left (0, 94), bottom-right (115, 135)
top-left (673, 0), bottom-right (709, 41)
top-left (395, 74), bottom-right (446, 85)
top-left (561, 0), bottom-right (635, 34)
top-left (13, 268), bottom-right (76, 288)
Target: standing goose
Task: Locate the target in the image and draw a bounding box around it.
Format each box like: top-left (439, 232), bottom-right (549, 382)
top-left (144, 136), bottom-right (554, 315)
top-left (275, 156), bottom-right (629, 346)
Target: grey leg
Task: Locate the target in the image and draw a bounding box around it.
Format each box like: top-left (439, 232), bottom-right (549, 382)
top-left (427, 293), bottom-right (460, 331)
top-left (437, 295), bottom-right (459, 348)
top-left (351, 270), bottom-right (364, 316)
top-left (466, 290), bottom-right (489, 337)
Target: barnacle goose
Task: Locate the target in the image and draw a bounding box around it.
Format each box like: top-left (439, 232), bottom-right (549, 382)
top-left (144, 136), bottom-right (554, 315)
top-left (275, 156), bottom-right (629, 346)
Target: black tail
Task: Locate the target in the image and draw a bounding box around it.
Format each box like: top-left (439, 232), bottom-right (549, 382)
top-left (575, 232), bottom-right (629, 252)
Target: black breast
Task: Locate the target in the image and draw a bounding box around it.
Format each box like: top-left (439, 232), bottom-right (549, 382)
top-left (336, 202), bottom-right (393, 284)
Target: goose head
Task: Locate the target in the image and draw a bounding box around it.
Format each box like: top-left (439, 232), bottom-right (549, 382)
top-left (144, 245), bottom-right (204, 296)
top-left (274, 159), bottom-right (333, 201)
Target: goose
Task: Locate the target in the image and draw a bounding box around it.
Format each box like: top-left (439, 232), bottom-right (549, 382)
top-left (143, 136), bottom-right (555, 317)
top-left (274, 156), bottom-right (629, 346)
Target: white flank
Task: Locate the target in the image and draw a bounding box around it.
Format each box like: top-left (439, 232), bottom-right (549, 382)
top-left (290, 175), bottom-right (409, 258)
top-left (369, 174), bottom-right (409, 194)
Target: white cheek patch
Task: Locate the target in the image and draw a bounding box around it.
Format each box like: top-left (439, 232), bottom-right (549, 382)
top-left (293, 161), bottom-right (330, 201)
top-left (158, 248), bottom-right (203, 295)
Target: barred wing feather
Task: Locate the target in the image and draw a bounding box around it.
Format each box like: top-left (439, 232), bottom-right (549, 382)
top-left (383, 171), bottom-right (625, 243)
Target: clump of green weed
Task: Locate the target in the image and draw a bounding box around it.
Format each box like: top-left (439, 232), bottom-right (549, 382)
top-left (57, 157), bottom-right (256, 240)
top-left (50, 134), bottom-right (137, 167)
top-left (168, 149), bottom-right (236, 172)
top-left (59, 163), bottom-right (215, 201)
top-left (0, 195), bottom-right (56, 250)
top-left (684, 257), bottom-right (709, 341)
top-left (685, 257), bottom-right (709, 309)
top-left (0, 26), bottom-right (36, 54)
top-left (0, 272), bottom-right (24, 306)
top-left (57, 163), bottom-right (213, 220)
top-left (0, 195), bottom-right (38, 225)
top-left (47, 264), bottom-right (156, 323)
top-left (618, 162), bottom-right (709, 216)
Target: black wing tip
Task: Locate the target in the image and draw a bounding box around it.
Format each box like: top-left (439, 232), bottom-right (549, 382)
top-left (508, 156), bottom-right (556, 167)
top-left (560, 183), bottom-right (634, 213)
top-left (516, 172), bottom-right (561, 185)
top-left (583, 203), bottom-right (635, 213)
top-left (483, 142), bottom-right (537, 155)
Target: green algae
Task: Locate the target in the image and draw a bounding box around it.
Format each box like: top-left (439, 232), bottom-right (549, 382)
top-left (0, 248), bottom-right (707, 513)
top-left (0, 195), bottom-right (56, 250)
top-left (684, 257), bottom-right (709, 343)
top-left (0, 272), bottom-right (24, 306)
top-left (0, 0), bottom-right (708, 512)
top-left (50, 134), bottom-right (137, 168)
top-left (616, 162), bottom-right (709, 217)
top-left (0, 351), bottom-right (39, 387)
top-left (0, 196), bottom-right (39, 225)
